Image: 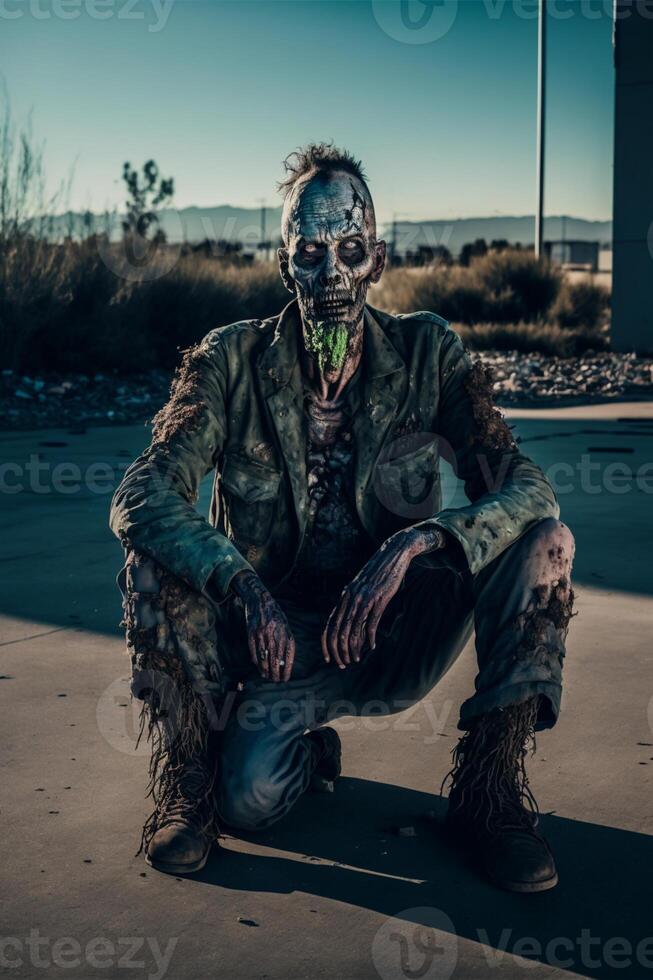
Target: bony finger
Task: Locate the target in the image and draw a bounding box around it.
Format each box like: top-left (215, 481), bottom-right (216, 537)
top-left (247, 632), bottom-right (258, 667)
top-left (329, 595), bottom-right (349, 669)
top-left (268, 632), bottom-right (281, 684)
top-left (322, 612), bottom-right (341, 668)
top-left (351, 612), bottom-right (370, 663)
top-left (321, 626), bottom-right (330, 664)
top-left (251, 633), bottom-right (267, 676)
top-left (273, 624), bottom-right (286, 683)
top-left (325, 613), bottom-right (341, 667)
top-left (330, 628), bottom-right (346, 669)
top-left (347, 598), bottom-right (371, 663)
top-left (282, 633), bottom-right (295, 683)
top-left (343, 591), bottom-right (368, 665)
top-left (366, 603), bottom-right (384, 652)
top-left (257, 632), bottom-right (271, 678)
top-left (323, 600), bottom-right (343, 664)
top-left (338, 594), bottom-right (361, 666)
top-left (338, 626), bottom-right (351, 667)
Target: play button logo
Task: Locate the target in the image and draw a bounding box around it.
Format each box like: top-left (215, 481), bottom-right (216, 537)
top-left (372, 907), bottom-right (458, 980)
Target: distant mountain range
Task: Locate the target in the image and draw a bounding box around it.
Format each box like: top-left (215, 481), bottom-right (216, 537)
top-left (386, 215), bottom-right (612, 256)
top-left (49, 206), bottom-right (612, 255)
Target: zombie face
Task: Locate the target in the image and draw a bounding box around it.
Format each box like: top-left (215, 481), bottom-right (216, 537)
top-left (278, 170), bottom-right (386, 377)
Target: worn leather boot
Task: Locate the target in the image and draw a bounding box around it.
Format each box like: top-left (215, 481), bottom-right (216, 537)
top-left (307, 727), bottom-right (342, 785)
top-left (146, 752), bottom-right (217, 875)
top-left (445, 697), bottom-right (558, 893)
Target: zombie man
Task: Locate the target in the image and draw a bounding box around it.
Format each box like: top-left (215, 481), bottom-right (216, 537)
top-left (111, 144), bottom-right (575, 892)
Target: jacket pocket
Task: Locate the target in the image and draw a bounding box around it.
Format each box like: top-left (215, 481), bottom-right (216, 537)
top-left (221, 454), bottom-right (282, 546)
top-left (373, 438), bottom-right (441, 521)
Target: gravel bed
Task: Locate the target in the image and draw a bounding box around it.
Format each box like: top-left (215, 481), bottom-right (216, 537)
top-left (0, 369), bottom-right (172, 432)
top-left (475, 350), bottom-right (653, 406)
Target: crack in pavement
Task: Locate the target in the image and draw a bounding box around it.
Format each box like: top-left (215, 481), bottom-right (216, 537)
top-left (0, 626), bottom-right (70, 648)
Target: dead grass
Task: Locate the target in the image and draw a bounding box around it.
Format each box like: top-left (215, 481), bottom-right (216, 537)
top-left (454, 321), bottom-right (608, 356)
top-left (0, 240), bottom-right (609, 373)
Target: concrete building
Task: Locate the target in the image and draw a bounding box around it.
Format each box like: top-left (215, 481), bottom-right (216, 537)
top-left (611, 2), bottom-right (653, 353)
top-left (545, 239), bottom-right (600, 271)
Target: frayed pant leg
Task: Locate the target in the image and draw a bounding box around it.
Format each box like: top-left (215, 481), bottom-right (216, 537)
top-left (459, 517), bottom-right (576, 732)
top-left (117, 550), bottom-right (226, 850)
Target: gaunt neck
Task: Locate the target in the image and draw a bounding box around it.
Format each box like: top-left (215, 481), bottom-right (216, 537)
top-left (299, 315), bottom-right (364, 403)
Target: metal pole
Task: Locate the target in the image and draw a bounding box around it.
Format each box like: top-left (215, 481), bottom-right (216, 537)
top-left (535, 0), bottom-right (546, 257)
top-left (257, 198), bottom-right (268, 261)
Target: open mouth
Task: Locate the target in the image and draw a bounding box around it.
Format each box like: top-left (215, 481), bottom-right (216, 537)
top-left (313, 296), bottom-right (353, 319)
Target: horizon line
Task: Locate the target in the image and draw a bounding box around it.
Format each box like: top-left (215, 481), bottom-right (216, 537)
top-left (51, 206), bottom-right (614, 225)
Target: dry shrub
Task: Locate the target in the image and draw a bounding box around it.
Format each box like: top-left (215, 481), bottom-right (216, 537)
top-left (371, 249), bottom-right (562, 325)
top-left (551, 278), bottom-right (610, 330)
top-left (0, 244), bottom-right (288, 374)
top-left (454, 321), bottom-right (608, 356)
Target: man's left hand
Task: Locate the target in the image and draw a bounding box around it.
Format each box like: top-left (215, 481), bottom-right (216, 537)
top-left (321, 526), bottom-right (445, 669)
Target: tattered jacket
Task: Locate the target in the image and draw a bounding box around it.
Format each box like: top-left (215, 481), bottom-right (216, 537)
top-left (110, 301), bottom-right (559, 598)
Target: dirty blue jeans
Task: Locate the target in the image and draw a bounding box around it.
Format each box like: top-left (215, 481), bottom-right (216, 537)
top-left (214, 517), bottom-right (575, 831)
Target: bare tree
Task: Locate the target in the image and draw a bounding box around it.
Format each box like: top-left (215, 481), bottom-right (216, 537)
top-left (121, 160), bottom-right (174, 244)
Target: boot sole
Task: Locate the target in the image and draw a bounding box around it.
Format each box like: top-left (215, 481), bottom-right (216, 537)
top-left (487, 868), bottom-right (559, 893)
top-left (145, 845), bottom-right (211, 876)
top-left (445, 816), bottom-right (559, 893)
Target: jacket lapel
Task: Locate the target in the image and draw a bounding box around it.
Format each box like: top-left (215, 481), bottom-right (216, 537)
top-left (352, 307), bottom-right (407, 532)
top-left (256, 301), bottom-right (309, 536)
top-left (256, 301), bottom-right (407, 541)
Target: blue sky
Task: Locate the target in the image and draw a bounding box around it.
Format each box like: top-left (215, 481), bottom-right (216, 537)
top-left (1, 0), bottom-right (614, 222)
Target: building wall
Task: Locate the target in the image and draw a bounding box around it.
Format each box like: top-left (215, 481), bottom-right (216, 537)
top-left (612, 2), bottom-right (653, 353)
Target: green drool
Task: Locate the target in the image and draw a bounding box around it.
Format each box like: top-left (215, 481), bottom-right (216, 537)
top-left (307, 321), bottom-right (350, 374)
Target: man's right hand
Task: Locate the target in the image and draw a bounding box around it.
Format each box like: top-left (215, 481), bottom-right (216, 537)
top-left (230, 570), bottom-right (296, 683)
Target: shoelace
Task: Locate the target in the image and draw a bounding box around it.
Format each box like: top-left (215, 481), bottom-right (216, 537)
top-left (160, 763), bottom-right (212, 828)
top-left (485, 793), bottom-right (543, 841)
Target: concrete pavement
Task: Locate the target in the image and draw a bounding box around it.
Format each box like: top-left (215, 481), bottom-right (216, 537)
top-left (1, 402), bottom-right (652, 980)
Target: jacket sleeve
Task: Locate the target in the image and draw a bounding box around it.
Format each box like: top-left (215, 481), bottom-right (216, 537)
top-left (419, 326), bottom-right (559, 576)
top-left (109, 331), bottom-right (254, 598)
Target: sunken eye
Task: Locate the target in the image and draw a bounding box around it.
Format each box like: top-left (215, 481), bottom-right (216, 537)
top-left (338, 240), bottom-right (364, 263)
top-left (298, 242), bottom-right (325, 263)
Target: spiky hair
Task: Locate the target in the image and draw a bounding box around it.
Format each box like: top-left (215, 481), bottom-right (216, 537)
top-left (278, 142), bottom-right (369, 199)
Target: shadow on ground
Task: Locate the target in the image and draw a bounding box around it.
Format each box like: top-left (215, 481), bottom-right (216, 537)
top-left (194, 777), bottom-right (652, 980)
